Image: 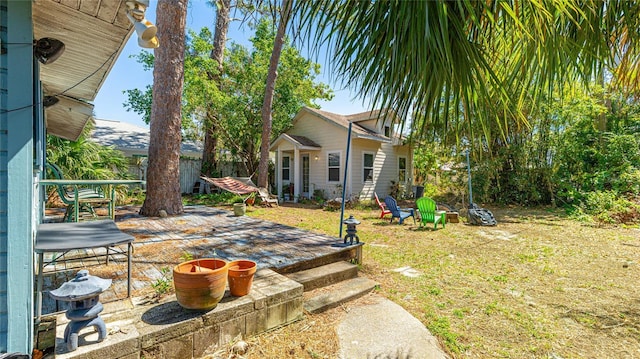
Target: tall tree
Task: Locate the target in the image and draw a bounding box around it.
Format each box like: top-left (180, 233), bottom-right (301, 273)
top-left (257, 0), bottom-right (292, 188)
top-left (124, 20), bottom-right (332, 179)
top-left (201, 0), bottom-right (231, 177)
top-left (140, 0), bottom-right (189, 217)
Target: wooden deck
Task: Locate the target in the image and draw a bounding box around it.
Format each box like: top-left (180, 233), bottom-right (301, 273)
top-left (39, 205), bottom-right (361, 315)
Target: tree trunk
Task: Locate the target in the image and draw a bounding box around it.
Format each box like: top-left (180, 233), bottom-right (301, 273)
top-left (201, 0), bottom-right (231, 177)
top-left (140, 0), bottom-right (188, 217)
top-left (257, 0), bottom-right (292, 188)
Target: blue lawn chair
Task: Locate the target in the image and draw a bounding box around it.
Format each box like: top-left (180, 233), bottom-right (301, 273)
top-left (384, 196), bottom-right (416, 224)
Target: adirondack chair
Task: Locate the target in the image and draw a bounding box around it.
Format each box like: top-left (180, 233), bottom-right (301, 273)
top-left (384, 196), bottom-right (415, 224)
top-left (258, 187), bottom-right (279, 207)
top-left (374, 192), bottom-right (391, 219)
top-left (416, 196), bottom-right (446, 229)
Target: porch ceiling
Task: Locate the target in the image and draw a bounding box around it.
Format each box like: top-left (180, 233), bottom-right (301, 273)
top-left (33, 0), bottom-right (134, 141)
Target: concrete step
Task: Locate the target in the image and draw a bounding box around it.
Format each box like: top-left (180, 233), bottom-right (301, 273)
top-left (303, 276), bottom-right (379, 314)
top-left (286, 261), bottom-right (359, 292)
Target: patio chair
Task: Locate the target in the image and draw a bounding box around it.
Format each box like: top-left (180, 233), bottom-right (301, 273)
top-left (46, 162), bottom-right (106, 198)
top-left (45, 163), bottom-right (112, 222)
top-left (374, 192), bottom-right (391, 219)
top-left (384, 196), bottom-right (416, 224)
top-left (416, 196), bottom-right (446, 229)
top-left (258, 187), bottom-right (279, 207)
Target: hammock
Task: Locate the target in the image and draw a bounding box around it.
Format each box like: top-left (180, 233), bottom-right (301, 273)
top-left (200, 176), bottom-right (258, 201)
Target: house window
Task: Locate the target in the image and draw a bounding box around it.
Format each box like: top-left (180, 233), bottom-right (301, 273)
top-left (384, 125), bottom-right (391, 137)
top-left (363, 152), bottom-right (374, 182)
top-left (398, 156), bottom-right (407, 182)
top-left (282, 156), bottom-right (290, 181)
top-left (328, 152), bottom-right (340, 182)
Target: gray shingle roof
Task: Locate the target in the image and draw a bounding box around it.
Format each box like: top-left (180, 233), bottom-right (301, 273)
top-left (288, 135), bottom-right (322, 148)
top-left (91, 119), bottom-right (203, 158)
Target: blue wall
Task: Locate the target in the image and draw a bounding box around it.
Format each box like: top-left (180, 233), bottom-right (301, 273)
top-left (1, 0), bottom-right (35, 353)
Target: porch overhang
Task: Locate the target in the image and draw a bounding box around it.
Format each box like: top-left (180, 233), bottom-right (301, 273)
top-left (44, 96), bottom-right (93, 141)
top-left (33, 0), bottom-right (134, 141)
top-left (269, 133), bottom-right (322, 152)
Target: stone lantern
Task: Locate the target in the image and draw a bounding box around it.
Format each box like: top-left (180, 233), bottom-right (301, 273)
top-left (342, 215), bottom-right (361, 245)
top-left (49, 270), bottom-right (111, 351)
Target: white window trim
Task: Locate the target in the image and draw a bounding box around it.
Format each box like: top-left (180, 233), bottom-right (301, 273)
top-left (282, 155), bottom-right (291, 181)
top-left (398, 155), bottom-right (407, 183)
top-left (327, 150), bottom-right (342, 183)
top-left (363, 151), bottom-right (374, 183)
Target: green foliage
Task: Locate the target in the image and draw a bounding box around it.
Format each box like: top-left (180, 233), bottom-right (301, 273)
top-left (123, 17), bottom-right (333, 176)
top-left (182, 192), bottom-right (237, 206)
top-left (411, 83), bottom-right (640, 224)
top-left (45, 121), bottom-right (134, 204)
top-left (424, 313), bottom-right (465, 354)
top-left (46, 121), bottom-right (130, 180)
top-left (180, 251), bottom-right (194, 262)
top-left (151, 267), bottom-right (172, 297)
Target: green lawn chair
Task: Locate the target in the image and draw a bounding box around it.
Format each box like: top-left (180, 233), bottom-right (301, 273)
top-left (416, 197), bottom-right (446, 229)
top-left (45, 163), bottom-right (111, 222)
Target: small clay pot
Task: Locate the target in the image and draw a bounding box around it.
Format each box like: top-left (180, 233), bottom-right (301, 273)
top-left (227, 260), bottom-right (257, 297)
top-left (173, 258), bottom-right (228, 310)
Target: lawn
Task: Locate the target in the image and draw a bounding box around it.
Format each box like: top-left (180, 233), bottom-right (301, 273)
top-left (245, 203), bottom-right (640, 358)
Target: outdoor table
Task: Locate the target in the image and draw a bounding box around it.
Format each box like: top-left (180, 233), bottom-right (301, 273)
top-left (35, 220), bottom-right (134, 321)
top-left (39, 179), bottom-right (145, 221)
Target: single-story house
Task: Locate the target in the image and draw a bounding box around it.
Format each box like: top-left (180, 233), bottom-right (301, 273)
top-left (92, 119), bottom-right (203, 193)
top-left (269, 107), bottom-right (414, 202)
top-left (2, 0), bottom-right (134, 353)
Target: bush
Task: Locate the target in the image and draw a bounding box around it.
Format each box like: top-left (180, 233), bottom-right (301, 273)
top-left (575, 190), bottom-right (640, 224)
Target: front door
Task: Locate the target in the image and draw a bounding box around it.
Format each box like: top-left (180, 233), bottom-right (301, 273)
top-left (302, 155), bottom-right (310, 198)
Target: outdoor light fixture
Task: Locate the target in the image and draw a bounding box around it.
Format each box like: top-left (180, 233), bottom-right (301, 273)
top-left (125, 0), bottom-right (159, 48)
top-left (33, 38), bottom-right (65, 64)
top-left (43, 96), bottom-right (59, 108)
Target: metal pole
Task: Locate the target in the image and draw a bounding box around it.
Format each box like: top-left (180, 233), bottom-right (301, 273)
top-left (339, 122), bottom-right (353, 238)
top-left (466, 150), bottom-right (473, 205)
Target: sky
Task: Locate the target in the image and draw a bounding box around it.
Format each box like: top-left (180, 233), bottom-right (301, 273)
top-left (92, 1), bottom-right (369, 129)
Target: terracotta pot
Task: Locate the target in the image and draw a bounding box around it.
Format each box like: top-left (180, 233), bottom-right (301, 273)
top-left (173, 258), bottom-right (228, 310)
top-left (227, 259), bottom-right (257, 297)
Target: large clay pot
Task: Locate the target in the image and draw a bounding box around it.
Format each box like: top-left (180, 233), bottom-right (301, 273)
top-left (233, 203), bottom-right (246, 216)
top-left (173, 258), bottom-right (228, 310)
top-left (227, 259), bottom-right (257, 297)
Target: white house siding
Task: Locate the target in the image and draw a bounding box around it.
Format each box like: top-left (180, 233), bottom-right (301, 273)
top-left (373, 143), bottom-right (412, 199)
top-left (289, 113), bottom-right (347, 198)
top-left (349, 139), bottom-right (412, 200)
top-left (350, 139), bottom-right (379, 199)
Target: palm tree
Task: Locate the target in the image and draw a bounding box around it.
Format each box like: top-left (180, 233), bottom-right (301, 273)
top-left (293, 1), bottom-right (640, 139)
top-left (140, 0), bottom-right (189, 217)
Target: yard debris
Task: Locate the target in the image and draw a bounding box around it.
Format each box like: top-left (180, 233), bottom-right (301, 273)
top-left (392, 266), bottom-right (422, 278)
top-left (231, 340), bottom-right (249, 355)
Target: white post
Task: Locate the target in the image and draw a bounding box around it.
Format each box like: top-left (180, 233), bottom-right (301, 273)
top-left (293, 147), bottom-right (300, 202)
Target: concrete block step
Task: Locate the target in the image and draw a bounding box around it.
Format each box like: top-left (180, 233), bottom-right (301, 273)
top-left (303, 276), bottom-right (379, 314)
top-left (285, 261), bottom-right (358, 292)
